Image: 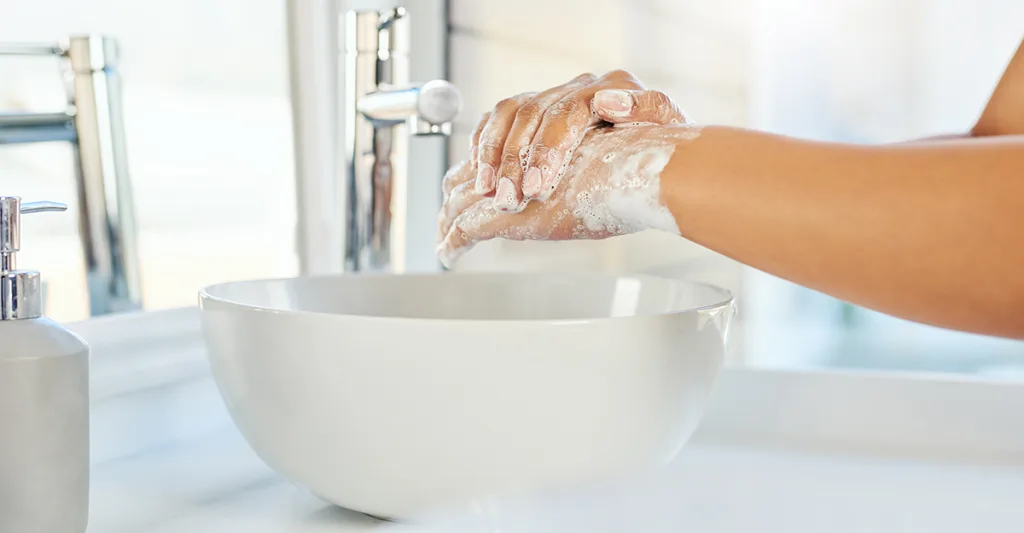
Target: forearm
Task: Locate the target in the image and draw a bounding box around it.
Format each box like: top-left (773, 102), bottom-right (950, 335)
top-left (904, 39), bottom-right (1024, 142)
top-left (662, 126), bottom-right (1024, 338)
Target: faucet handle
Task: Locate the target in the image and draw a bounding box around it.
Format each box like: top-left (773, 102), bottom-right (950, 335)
top-left (357, 80), bottom-right (462, 136)
top-left (410, 80), bottom-right (462, 136)
top-left (21, 201), bottom-right (69, 215)
top-left (415, 80), bottom-right (462, 126)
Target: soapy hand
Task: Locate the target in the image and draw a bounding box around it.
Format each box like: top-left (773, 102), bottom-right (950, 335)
top-left (438, 123), bottom-right (702, 268)
top-left (471, 70), bottom-right (692, 212)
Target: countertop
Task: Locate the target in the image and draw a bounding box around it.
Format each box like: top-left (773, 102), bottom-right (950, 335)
top-left (73, 308), bottom-right (1024, 532)
top-left (87, 426), bottom-right (1024, 533)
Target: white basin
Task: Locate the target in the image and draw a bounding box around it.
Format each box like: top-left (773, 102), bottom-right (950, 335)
top-left (199, 273), bottom-right (734, 521)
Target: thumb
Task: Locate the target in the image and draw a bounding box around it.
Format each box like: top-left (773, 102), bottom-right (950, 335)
top-left (592, 89), bottom-right (691, 125)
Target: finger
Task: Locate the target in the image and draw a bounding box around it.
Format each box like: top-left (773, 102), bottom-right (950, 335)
top-left (441, 159), bottom-right (474, 199)
top-left (476, 93), bottom-right (536, 195)
top-left (468, 111), bottom-right (491, 164)
top-left (437, 200), bottom-right (504, 269)
top-left (527, 71), bottom-right (644, 200)
top-left (438, 179), bottom-right (483, 241)
top-left (437, 220), bottom-right (474, 269)
top-left (592, 89), bottom-right (690, 125)
top-left (493, 74), bottom-right (597, 210)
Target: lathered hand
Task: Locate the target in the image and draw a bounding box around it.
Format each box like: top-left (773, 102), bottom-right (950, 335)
top-left (469, 71), bottom-right (691, 214)
top-left (438, 123), bottom-right (701, 267)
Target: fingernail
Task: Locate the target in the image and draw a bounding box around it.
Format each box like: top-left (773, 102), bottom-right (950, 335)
top-left (522, 167), bottom-right (542, 198)
top-left (475, 164), bottom-right (495, 193)
top-left (594, 90), bottom-right (633, 117)
top-left (493, 178), bottom-right (520, 212)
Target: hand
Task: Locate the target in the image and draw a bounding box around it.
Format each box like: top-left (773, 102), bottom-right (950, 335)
top-left (438, 123), bottom-right (702, 267)
top-left (470, 71), bottom-right (691, 213)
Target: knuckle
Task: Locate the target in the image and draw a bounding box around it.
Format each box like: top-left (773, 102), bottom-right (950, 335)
top-left (604, 69), bottom-right (634, 81)
top-left (494, 97), bottom-right (520, 113)
top-left (572, 72), bottom-right (598, 84)
top-left (477, 141), bottom-right (501, 154)
top-left (641, 90), bottom-right (671, 106)
top-left (514, 101), bottom-right (544, 122)
top-left (636, 91), bottom-right (684, 123)
top-left (547, 97), bottom-right (581, 118)
top-left (527, 144), bottom-right (554, 165)
top-left (500, 151), bottom-right (520, 169)
top-left (516, 91), bottom-right (539, 103)
top-left (477, 143), bottom-right (501, 164)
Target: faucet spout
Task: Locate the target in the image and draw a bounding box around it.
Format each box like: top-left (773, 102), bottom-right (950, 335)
top-left (343, 8), bottom-right (462, 273)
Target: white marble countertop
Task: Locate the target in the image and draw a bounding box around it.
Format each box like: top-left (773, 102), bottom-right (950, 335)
top-left (73, 308), bottom-right (1024, 532)
top-left (86, 425), bottom-right (1024, 533)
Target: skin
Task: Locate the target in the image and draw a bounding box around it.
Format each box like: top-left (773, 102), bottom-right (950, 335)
top-left (439, 125), bottom-right (700, 267)
top-left (441, 40), bottom-right (1024, 339)
top-left (472, 71), bottom-right (688, 211)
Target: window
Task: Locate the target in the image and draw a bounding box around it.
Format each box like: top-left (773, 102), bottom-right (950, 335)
top-left (1, 0), bottom-right (297, 322)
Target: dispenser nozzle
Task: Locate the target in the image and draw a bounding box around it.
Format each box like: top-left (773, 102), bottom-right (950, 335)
top-left (1, 196), bottom-right (68, 319)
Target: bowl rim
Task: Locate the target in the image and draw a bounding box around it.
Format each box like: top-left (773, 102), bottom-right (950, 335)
top-left (198, 272), bottom-right (735, 326)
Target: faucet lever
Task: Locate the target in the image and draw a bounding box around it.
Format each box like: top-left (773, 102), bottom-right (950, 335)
top-left (357, 80), bottom-right (462, 135)
top-left (20, 201), bottom-right (69, 215)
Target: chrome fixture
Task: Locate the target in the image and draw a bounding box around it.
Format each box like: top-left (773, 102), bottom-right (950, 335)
top-left (0, 36), bottom-right (142, 315)
top-left (0, 197), bottom-right (67, 320)
top-left (343, 7), bottom-right (461, 272)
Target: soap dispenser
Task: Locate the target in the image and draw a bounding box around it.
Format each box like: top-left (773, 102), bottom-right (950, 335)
top-left (0, 196), bottom-right (90, 533)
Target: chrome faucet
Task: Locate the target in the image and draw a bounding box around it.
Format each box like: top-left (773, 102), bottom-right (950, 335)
top-left (0, 35), bottom-right (142, 315)
top-left (343, 7), bottom-right (462, 272)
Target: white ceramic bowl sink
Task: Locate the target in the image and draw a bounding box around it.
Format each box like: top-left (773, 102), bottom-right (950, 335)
top-left (199, 273), bottom-right (734, 521)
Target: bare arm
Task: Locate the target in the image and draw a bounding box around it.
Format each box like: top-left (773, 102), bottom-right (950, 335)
top-left (439, 42), bottom-right (1024, 338)
top-left (974, 39), bottom-right (1024, 136)
top-left (665, 41), bottom-right (1024, 337)
top-left (909, 39), bottom-right (1024, 141)
top-left (663, 127), bottom-right (1024, 338)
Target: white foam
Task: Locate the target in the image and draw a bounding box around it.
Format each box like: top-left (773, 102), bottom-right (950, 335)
top-left (565, 125), bottom-right (698, 239)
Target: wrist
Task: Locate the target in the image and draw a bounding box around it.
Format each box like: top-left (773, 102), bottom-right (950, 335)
top-left (580, 124), bottom-right (699, 237)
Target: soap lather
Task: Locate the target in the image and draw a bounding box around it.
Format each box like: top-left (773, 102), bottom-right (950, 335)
top-left (0, 196), bottom-right (90, 533)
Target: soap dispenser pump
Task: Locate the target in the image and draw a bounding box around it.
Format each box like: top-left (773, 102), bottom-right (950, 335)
top-left (0, 196), bottom-right (90, 533)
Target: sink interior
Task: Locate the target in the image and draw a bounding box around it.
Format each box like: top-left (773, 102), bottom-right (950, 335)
top-left (202, 273), bottom-right (733, 321)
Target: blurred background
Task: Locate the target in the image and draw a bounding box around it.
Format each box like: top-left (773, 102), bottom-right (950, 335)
top-left (2, 0), bottom-right (1022, 376)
